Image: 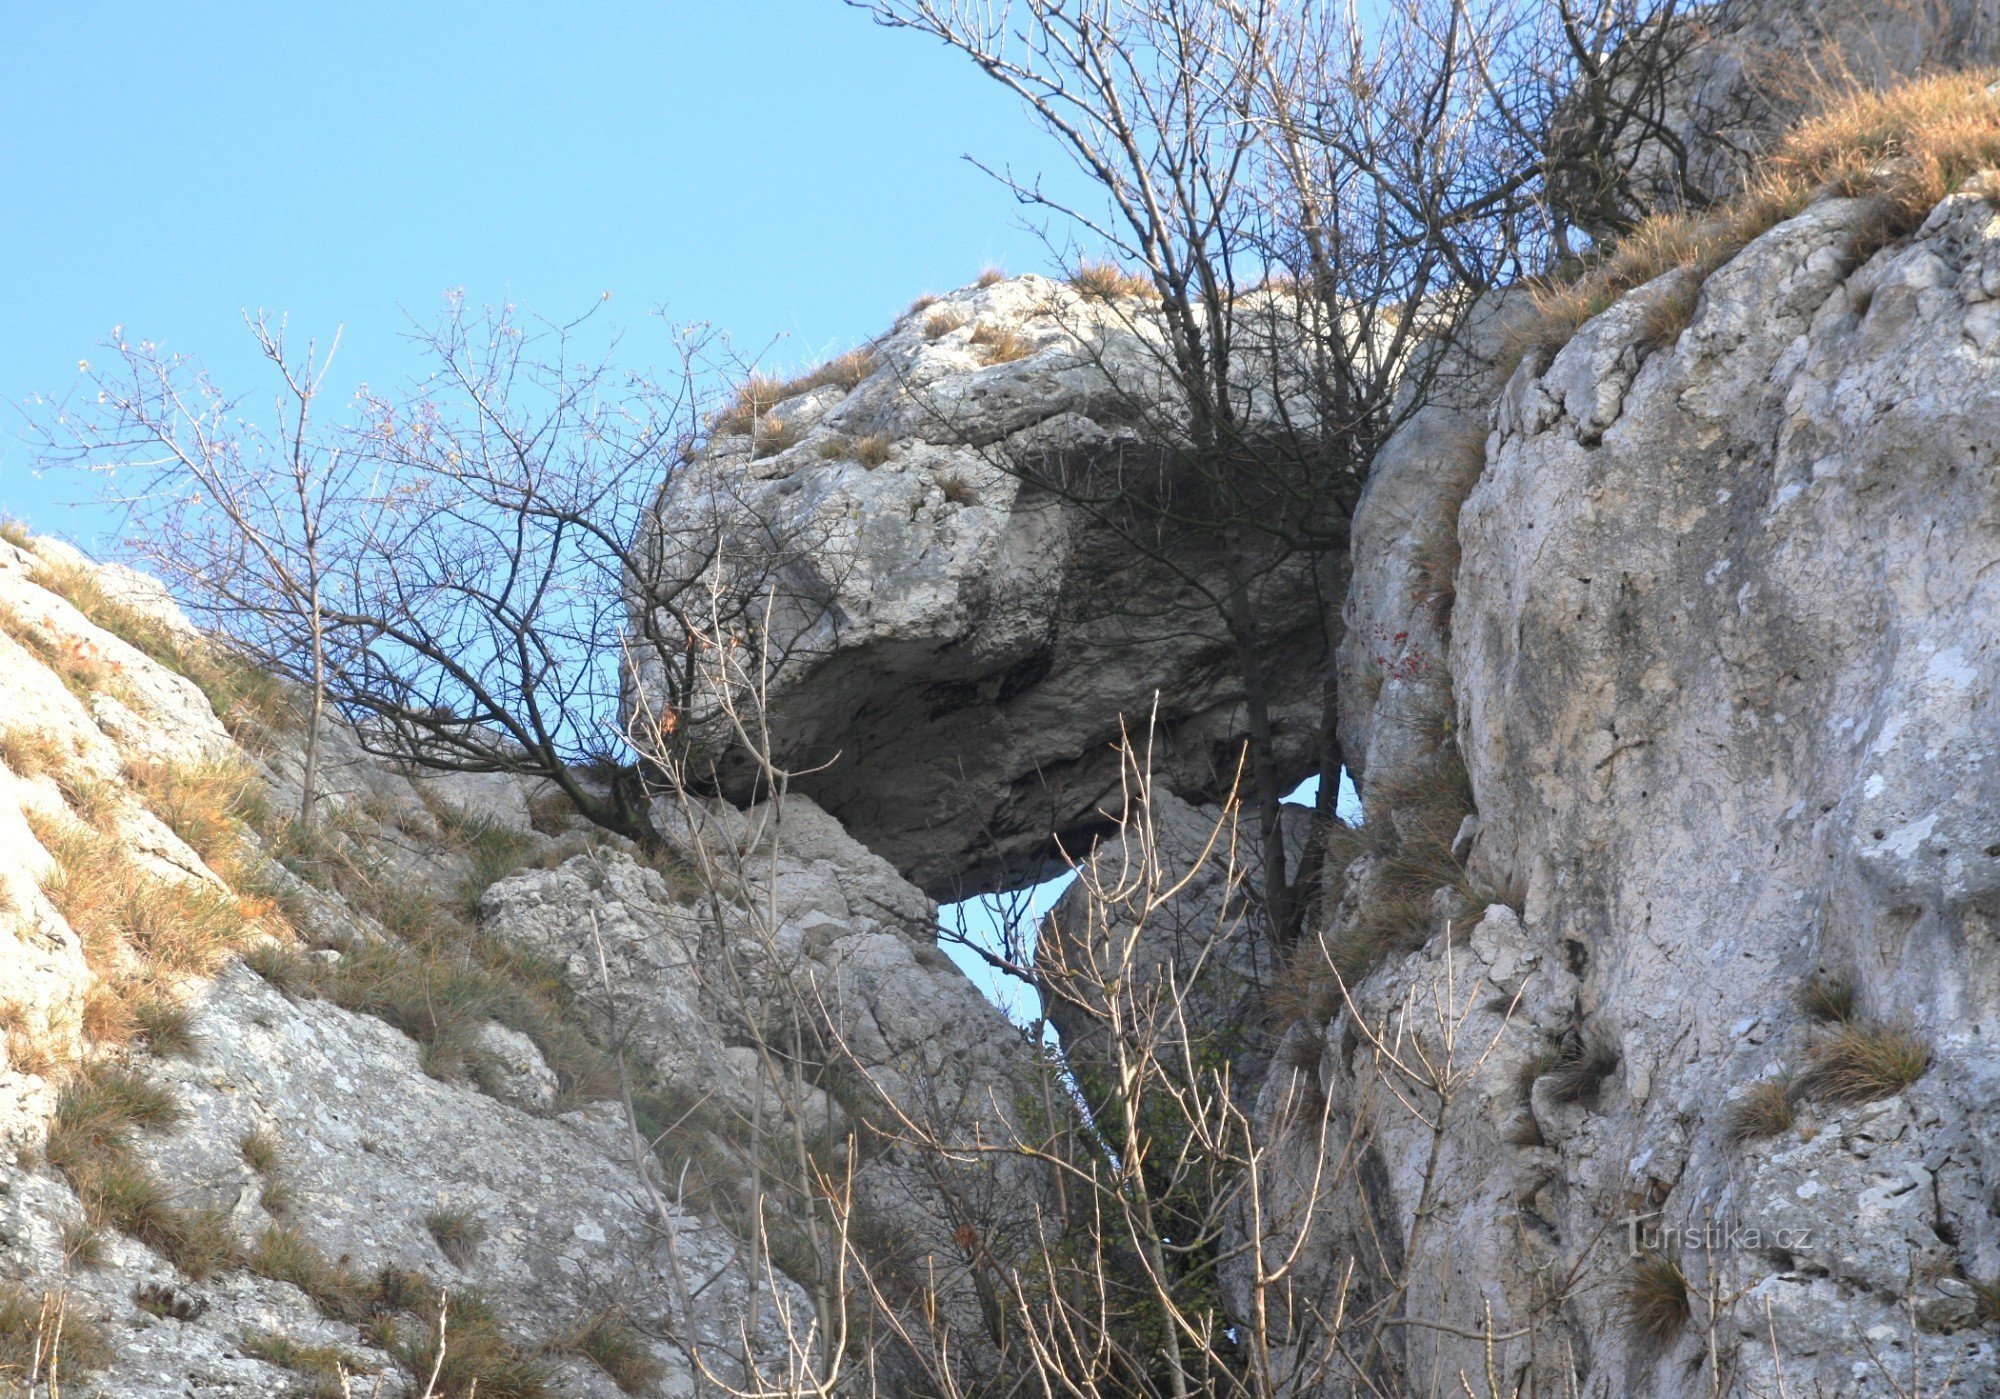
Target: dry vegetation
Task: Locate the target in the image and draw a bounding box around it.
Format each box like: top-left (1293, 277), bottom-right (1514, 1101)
top-left (0, 1285), bottom-right (111, 1391)
top-left (1069, 258), bottom-right (1156, 301)
top-left (1617, 1250), bottom-right (1691, 1352)
top-left (1725, 1075), bottom-right (1796, 1143)
top-left (1267, 751), bottom-right (1488, 1032)
top-left (1517, 70), bottom-right (2000, 368)
top-left (1795, 1019), bottom-right (1931, 1106)
top-left (711, 347), bottom-right (880, 437)
top-left (426, 1205), bottom-right (487, 1269)
top-left (553, 1308), bottom-right (662, 1394)
top-left (27, 555), bottom-right (293, 741)
top-left (923, 306), bottom-right (969, 339)
top-left (968, 320), bottom-right (1032, 365)
top-left (238, 1329), bottom-right (373, 1399)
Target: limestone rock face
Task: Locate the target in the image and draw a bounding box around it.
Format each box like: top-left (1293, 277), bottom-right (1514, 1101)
top-left (637, 275), bottom-right (1330, 896)
top-left (477, 794), bottom-right (1049, 1285)
top-left (1272, 189), bottom-right (2000, 1394)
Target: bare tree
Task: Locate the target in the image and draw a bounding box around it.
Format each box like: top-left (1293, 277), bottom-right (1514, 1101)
top-left (34, 296), bottom-right (833, 846)
top-left (31, 315), bottom-right (371, 831)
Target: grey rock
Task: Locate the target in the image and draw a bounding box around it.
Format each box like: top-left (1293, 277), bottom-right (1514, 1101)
top-left (633, 275), bottom-right (1330, 896)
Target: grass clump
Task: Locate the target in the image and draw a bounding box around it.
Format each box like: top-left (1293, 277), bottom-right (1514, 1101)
top-left (0, 1285), bottom-right (113, 1388)
top-left (239, 1329), bottom-right (372, 1399)
top-left (0, 517), bottom-right (33, 550)
top-left (0, 600), bottom-right (122, 700)
top-left (853, 433), bottom-right (893, 468)
top-left (1518, 69), bottom-right (2000, 368)
top-left (248, 1224), bottom-right (374, 1320)
top-left (1269, 751), bottom-right (1484, 1022)
top-left (0, 727), bottom-right (71, 782)
top-left (46, 1065), bottom-right (240, 1279)
top-left (935, 471), bottom-right (980, 506)
top-left (265, 821), bottom-right (613, 1106)
top-left (923, 306), bottom-right (969, 340)
top-left (1539, 1035), bottom-right (1620, 1107)
top-left (712, 349), bottom-right (879, 438)
top-left (1070, 258), bottom-right (1156, 301)
top-left (976, 265), bottom-right (1006, 288)
top-left (426, 1206), bottom-right (487, 1269)
top-left (1797, 974), bottom-right (1858, 1025)
top-left (1726, 1076), bottom-right (1796, 1143)
top-left (1795, 1020), bottom-right (1931, 1106)
top-left (969, 321), bottom-right (1031, 365)
top-left (28, 556), bottom-right (292, 739)
top-left (556, 1308), bottom-right (662, 1394)
top-left (1617, 1250), bottom-right (1690, 1352)
top-left (387, 1289), bottom-right (552, 1399)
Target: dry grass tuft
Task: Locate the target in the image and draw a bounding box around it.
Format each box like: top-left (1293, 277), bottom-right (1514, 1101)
top-left (1795, 1020), bottom-right (1931, 1106)
top-left (127, 754), bottom-right (269, 879)
top-left (239, 1329), bottom-right (372, 1398)
top-left (388, 1288), bottom-right (552, 1399)
top-left (1278, 752), bottom-right (1488, 1011)
top-left (556, 1307), bottom-right (663, 1394)
top-left (924, 307), bottom-right (969, 340)
top-left (907, 293), bottom-right (939, 316)
top-left (426, 1205), bottom-right (487, 1269)
top-left (0, 600), bottom-right (122, 699)
top-left (1726, 1076), bottom-right (1796, 1143)
top-left (28, 557), bottom-right (294, 740)
top-left (0, 727), bottom-right (71, 782)
top-left (1523, 1033), bottom-right (1621, 1108)
top-left (969, 321), bottom-right (1032, 365)
top-left (0, 1284), bottom-right (113, 1387)
top-left (0, 517), bottom-right (34, 550)
top-left (264, 817), bottom-right (613, 1108)
top-left (1517, 70), bottom-right (2000, 369)
top-left (1617, 1250), bottom-right (1691, 1352)
top-left (46, 1062), bottom-right (239, 1279)
top-left (852, 434), bottom-right (894, 469)
top-left (1797, 974), bottom-right (1858, 1025)
top-left (248, 1224), bottom-right (373, 1319)
top-left (712, 349), bottom-right (880, 438)
top-left (976, 265), bottom-right (1007, 288)
top-left (935, 471), bottom-right (980, 506)
top-left (1070, 259), bottom-right (1156, 301)
top-left (749, 415), bottom-right (802, 461)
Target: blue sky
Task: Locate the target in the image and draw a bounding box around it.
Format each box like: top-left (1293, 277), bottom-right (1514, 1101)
top-left (1, 5), bottom-right (1361, 1020)
top-left (1, 2), bottom-right (1093, 546)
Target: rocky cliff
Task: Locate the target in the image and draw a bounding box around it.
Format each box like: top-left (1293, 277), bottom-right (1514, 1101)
top-left (1263, 170), bottom-right (2000, 1397)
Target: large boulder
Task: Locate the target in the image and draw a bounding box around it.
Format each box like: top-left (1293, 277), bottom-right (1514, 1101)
top-left (634, 275), bottom-right (1331, 896)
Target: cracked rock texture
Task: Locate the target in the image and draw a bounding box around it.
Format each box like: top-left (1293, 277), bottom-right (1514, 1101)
top-left (636, 274), bottom-right (1330, 897)
top-left (1265, 188), bottom-right (2000, 1395)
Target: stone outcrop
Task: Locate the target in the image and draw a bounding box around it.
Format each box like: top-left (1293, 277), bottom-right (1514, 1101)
top-left (477, 792), bottom-right (1051, 1371)
top-left (1266, 184), bottom-right (2000, 1394)
top-left (636, 275), bottom-right (1330, 897)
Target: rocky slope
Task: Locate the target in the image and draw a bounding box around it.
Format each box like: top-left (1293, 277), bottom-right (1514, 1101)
top-left (0, 535), bottom-right (1038, 1395)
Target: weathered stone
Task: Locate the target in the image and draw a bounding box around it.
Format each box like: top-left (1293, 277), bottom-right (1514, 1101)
top-left (635, 275), bottom-right (1330, 896)
top-left (1267, 185), bottom-right (2000, 1395)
